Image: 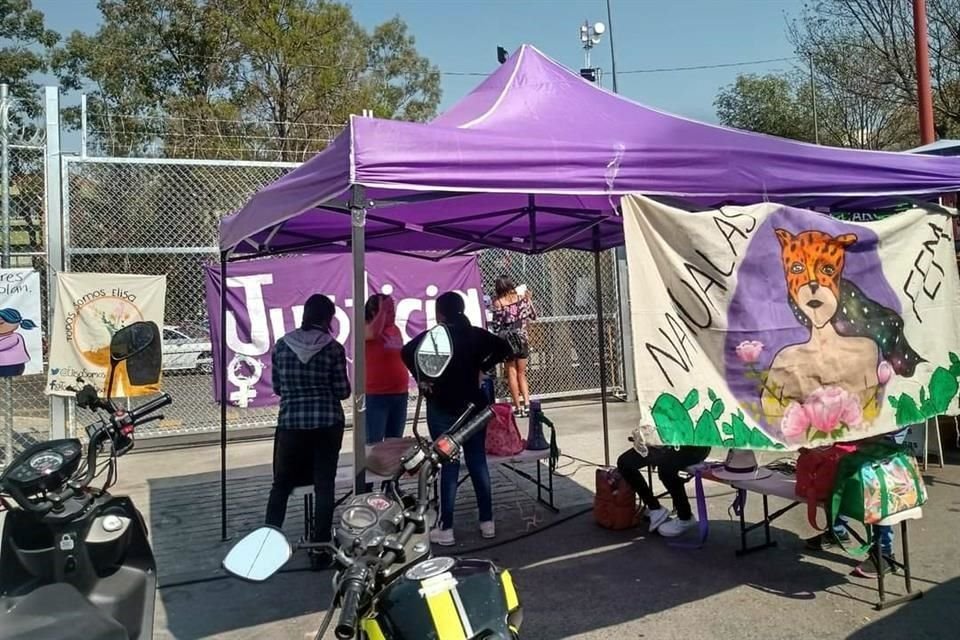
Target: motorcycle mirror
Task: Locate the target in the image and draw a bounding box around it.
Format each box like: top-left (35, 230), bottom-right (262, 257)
top-left (415, 324), bottom-right (453, 378)
top-left (222, 527), bottom-right (292, 582)
top-left (104, 322), bottom-right (162, 399)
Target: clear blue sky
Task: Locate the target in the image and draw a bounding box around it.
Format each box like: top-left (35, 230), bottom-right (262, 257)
top-left (32, 0), bottom-right (805, 151)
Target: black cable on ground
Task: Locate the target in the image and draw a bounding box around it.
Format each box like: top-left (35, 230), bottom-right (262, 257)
top-left (158, 505), bottom-right (593, 590)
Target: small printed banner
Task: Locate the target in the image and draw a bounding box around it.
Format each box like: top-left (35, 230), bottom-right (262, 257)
top-left (47, 273), bottom-right (167, 398)
top-left (0, 269), bottom-right (44, 377)
top-left (623, 195), bottom-right (960, 451)
top-left (203, 253), bottom-right (484, 408)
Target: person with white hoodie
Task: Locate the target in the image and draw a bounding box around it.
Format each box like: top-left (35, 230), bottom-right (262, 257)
top-left (265, 294), bottom-right (350, 557)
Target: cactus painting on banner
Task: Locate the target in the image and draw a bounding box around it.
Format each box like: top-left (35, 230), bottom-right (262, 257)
top-left (622, 195), bottom-right (960, 451)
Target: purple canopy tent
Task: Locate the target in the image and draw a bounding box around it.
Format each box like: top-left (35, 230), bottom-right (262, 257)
top-left (215, 45), bottom-right (960, 539)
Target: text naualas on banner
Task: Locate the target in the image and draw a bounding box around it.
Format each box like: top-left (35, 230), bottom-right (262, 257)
top-left (623, 195), bottom-right (960, 451)
top-left (203, 253), bottom-right (485, 408)
top-left (47, 273), bottom-right (167, 398)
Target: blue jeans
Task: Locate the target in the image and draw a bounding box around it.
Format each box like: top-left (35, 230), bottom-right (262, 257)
top-left (427, 405), bottom-right (493, 530)
top-left (366, 394), bottom-right (409, 444)
top-left (834, 427), bottom-right (909, 555)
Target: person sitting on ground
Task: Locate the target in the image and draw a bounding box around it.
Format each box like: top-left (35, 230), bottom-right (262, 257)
top-left (617, 432), bottom-right (710, 537)
top-left (265, 294), bottom-right (350, 564)
top-left (402, 292), bottom-right (512, 546)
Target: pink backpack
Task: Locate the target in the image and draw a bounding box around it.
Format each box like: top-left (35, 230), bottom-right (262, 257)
top-left (485, 403), bottom-right (525, 456)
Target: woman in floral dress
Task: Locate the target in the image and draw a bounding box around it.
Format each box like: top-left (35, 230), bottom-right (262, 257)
top-left (491, 275), bottom-right (537, 416)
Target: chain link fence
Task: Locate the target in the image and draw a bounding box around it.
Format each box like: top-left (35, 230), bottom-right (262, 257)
top-left (1, 143), bottom-right (49, 468)
top-left (60, 156), bottom-right (623, 440)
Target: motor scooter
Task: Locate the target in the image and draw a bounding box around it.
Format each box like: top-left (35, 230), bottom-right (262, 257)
top-left (0, 321), bottom-right (172, 640)
top-left (223, 323), bottom-right (523, 639)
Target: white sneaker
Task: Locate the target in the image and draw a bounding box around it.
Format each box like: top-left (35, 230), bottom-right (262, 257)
top-left (430, 528), bottom-right (456, 547)
top-left (647, 507), bottom-right (670, 533)
top-left (480, 521), bottom-right (496, 539)
top-left (659, 516), bottom-right (697, 538)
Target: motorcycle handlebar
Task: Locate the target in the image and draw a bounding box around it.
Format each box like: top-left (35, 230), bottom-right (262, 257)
top-left (447, 406), bottom-right (494, 450)
top-left (128, 393), bottom-right (173, 423)
top-left (335, 565), bottom-right (369, 639)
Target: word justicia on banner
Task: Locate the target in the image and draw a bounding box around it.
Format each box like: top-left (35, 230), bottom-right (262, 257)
top-left (203, 253), bottom-right (485, 408)
top-left (622, 195), bottom-right (960, 452)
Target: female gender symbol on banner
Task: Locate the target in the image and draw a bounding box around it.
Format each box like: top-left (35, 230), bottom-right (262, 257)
top-left (227, 354), bottom-right (264, 407)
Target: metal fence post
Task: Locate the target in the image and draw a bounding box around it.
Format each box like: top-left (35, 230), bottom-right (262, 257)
top-left (44, 86), bottom-right (68, 440)
top-left (614, 246), bottom-right (636, 401)
top-left (1, 83), bottom-right (12, 464)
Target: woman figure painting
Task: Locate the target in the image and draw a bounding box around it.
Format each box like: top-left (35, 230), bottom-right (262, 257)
top-left (0, 308), bottom-right (38, 377)
top-left (491, 275), bottom-right (537, 417)
top-left (266, 294), bottom-right (350, 564)
top-left (762, 229), bottom-right (923, 432)
top-left (364, 294), bottom-right (409, 444)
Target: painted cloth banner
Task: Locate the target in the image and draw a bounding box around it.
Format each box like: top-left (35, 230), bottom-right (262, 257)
top-left (203, 253), bottom-right (484, 408)
top-left (0, 269), bottom-right (44, 377)
top-left (47, 273), bottom-right (167, 397)
top-left (623, 195), bottom-right (960, 451)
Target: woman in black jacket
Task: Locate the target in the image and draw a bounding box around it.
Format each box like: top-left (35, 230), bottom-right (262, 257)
top-left (402, 292), bottom-right (511, 546)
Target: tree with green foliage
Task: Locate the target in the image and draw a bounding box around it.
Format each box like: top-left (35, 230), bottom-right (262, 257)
top-left (714, 73), bottom-right (817, 143)
top-left (0, 0), bottom-right (59, 130)
top-left (53, 0), bottom-right (441, 160)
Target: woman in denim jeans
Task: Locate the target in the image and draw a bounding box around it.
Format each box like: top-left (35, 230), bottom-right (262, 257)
top-left (402, 292), bottom-right (512, 547)
top-left (364, 294), bottom-right (409, 444)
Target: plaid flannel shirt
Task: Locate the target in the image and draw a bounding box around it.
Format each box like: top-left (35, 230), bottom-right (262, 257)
top-left (272, 338), bottom-right (351, 430)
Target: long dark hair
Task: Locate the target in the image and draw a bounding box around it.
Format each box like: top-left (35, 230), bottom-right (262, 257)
top-left (494, 275), bottom-right (516, 299)
top-left (365, 294), bottom-right (386, 323)
top-left (787, 279), bottom-right (924, 376)
top-left (301, 294), bottom-right (335, 332)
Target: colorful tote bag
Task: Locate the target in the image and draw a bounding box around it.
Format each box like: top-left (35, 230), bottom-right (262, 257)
top-left (831, 441), bottom-right (927, 526)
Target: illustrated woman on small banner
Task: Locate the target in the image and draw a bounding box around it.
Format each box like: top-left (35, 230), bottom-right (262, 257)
top-left (0, 269), bottom-right (44, 377)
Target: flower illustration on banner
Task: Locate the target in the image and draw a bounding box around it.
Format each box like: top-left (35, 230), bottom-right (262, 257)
top-left (877, 360), bottom-right (894, 385)
top-left (778, 385), bottom-right (864, 442)
top-left (735, 340), bottom-right (764, 364)
top-left (780, 401), bottom-right (809, 443)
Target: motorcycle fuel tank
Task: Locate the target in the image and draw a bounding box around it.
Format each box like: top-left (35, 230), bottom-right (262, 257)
top-left (364, 557), bottom-right (521, 640)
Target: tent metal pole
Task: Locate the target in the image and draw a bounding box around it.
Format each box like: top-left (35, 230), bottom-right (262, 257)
top-left (593, 228), bottom-right (611, 466)
top-left (219, 252), bottom-right (229, 541)
top-left (350, 185), bottom-right (368, 494)
top-left (528, 194), bottom-right (537, 252)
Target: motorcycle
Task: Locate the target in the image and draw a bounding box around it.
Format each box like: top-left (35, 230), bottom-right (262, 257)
top-left (0, 321), bottom-right (173, 640)
top-left (223, 323), bottom-right (523, 639)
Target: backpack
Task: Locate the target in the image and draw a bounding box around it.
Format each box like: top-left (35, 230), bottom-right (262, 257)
top-left (831, 441), bottom-right (927, 527)
top-left (593, 467), bottom-right (638, 530)
top-left (795, 443), bottom-right (858, 530)
top-left (485, 403), bottom-right (525, 456)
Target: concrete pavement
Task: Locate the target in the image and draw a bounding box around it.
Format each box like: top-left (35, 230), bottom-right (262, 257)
top-left (104, 399), bottom-right (959, 639)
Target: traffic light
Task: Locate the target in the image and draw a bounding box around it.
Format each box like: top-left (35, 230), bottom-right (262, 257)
top-left (497, 46), bottom-right (508, 64)
top-left (580, 68), bottom-right (597, 82)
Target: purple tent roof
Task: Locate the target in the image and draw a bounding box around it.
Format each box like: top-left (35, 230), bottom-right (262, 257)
top-left (221, 45), bottom-right (960, 257)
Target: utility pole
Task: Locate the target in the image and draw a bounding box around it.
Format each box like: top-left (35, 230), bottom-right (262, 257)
top-left (913, 0), bottom-right (936, 144)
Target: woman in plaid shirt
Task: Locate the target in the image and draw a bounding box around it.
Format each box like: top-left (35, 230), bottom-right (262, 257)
top-left (265, 294), bottom-right (350, 553)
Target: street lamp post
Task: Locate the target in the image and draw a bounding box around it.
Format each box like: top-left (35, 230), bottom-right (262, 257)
top-left (579, 20), bottom-right (606, 83)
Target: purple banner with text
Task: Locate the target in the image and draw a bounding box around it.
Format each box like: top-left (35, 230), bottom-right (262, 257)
top-left (203, 253), bottom-right (484, 407)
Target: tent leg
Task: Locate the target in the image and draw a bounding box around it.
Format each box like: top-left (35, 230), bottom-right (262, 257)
top-left (219, 253), bottom-right (229, 541)
top-left (351, 185), bottom-right (368, 494)
top-left (594, 230), bottom-right (611, 466)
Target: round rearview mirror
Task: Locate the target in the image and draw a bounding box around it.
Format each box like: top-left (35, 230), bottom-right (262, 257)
top-left (110, 321), bottom-right (162, 386)
top-left (416, 325), bottom-right (453, 378)
top-left (110, 321), bottom-right (158, 363)
top-left (222, 526), bottom-right (292, 582)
